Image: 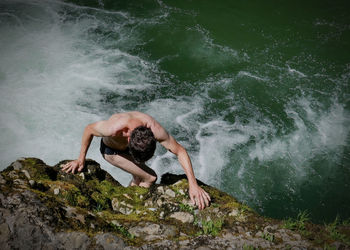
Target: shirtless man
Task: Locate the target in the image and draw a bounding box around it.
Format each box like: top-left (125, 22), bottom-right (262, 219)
top-left (62, 111), bottom-right (210, 209)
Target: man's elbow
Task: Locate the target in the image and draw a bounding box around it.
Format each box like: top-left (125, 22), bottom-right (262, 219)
top-left (85, 124), bottom-right (100, 137)
top-left (175, 144), bottom-right (187, 157)
top-left (85, 124), bottom-right (94, 133)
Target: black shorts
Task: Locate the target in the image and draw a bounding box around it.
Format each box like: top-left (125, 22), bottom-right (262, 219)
top-left (100, 139), bottom-right (130, 155)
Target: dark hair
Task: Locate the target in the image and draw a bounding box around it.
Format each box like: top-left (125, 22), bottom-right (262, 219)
top-left (129, 126), bottom-right (156, 163)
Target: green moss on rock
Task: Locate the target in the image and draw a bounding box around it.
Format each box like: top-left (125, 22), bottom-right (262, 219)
top-left (1, 157), bottom-right (349, 249)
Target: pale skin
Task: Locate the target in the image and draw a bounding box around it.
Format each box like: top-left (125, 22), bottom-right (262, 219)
top-left (62, 111), bottom-right (211, 210)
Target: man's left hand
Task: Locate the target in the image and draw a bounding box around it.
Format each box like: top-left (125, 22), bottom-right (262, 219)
top-left (189, 184), bottom-right (211, 210)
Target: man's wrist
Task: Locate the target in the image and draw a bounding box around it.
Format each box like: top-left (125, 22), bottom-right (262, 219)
top-left (188, 179), bottom-right (198, 188)
top-left (78, 157), bottom-right (85, 164)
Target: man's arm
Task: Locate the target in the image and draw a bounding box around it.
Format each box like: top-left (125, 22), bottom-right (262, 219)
top-left (153, 123), bottom-right (211, 210)
top-left (62, 115), bottom-right (127, 173)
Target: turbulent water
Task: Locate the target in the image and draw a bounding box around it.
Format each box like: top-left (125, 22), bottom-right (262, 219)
top-left (0, 0), bottom-right (349, 223)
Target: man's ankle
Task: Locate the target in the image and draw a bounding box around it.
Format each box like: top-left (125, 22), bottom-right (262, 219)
top-left (139, 175), bottom-right (157, 188)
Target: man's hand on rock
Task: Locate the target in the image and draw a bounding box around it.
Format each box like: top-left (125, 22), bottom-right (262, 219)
top-left (189, 184), bottom-right (211, 210)
top-left (61, 159), bottom-right (84, 174)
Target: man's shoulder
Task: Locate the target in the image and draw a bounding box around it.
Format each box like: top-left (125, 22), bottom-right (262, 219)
top-left (111, 111), bottom-right (146, 118)
top-left (109, 112), bottom-right (134, 119)
top-left (126, 111), bottom-right (157, 123)
top-left (107, 113), bottom-right (131, 126)
top-left (109, 112), bottom-right (156, 126)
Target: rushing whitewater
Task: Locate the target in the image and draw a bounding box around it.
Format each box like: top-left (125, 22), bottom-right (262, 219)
top-left (0, 0), bottom-right (349, 222)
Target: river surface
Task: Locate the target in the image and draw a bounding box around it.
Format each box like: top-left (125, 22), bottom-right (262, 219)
top-left (0, 0), bottom-right (349, 223)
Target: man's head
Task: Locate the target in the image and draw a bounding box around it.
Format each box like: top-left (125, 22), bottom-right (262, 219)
top-left (129, 126), bottom-right (156, 163)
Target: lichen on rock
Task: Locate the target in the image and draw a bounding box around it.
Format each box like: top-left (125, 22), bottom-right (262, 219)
top-left (0, 157), bottom-right (349, 249)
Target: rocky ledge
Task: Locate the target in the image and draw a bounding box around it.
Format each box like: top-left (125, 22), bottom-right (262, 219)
top-left (0, 158), bottom-right (349, 249)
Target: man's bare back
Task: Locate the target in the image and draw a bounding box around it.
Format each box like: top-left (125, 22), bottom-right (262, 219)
top-left (101, 112), bottom-right (157, 151)
top-left (62, 111), bottom-right (211, 210)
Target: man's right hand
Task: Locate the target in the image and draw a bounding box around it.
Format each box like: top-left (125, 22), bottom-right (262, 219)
top-left (61, 159), bottom-right (84, 174)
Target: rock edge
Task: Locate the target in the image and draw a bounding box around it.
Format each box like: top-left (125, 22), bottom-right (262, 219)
top-left (0, 157), bottom-right (349, 249)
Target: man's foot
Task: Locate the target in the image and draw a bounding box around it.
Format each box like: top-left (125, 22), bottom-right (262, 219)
top-left (129, 176), bottom-right (141, 187)
top-left (130, 174), bottom-right (157, 188)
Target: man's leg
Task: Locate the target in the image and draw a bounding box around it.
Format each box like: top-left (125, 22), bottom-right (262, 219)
top-left (102, 153), bottom-right (157, 188)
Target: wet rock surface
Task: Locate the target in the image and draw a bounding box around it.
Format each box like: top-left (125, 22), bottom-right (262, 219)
top-left (0, 157), bottom-right (349, 249)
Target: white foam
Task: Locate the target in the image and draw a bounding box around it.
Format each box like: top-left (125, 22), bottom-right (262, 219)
top-left (315, 103), bottom-right (349, 148)
top-left (248, 97), bottom-right (350, 179)
top-left (175, 108), bottom-right (200, 131)
top-left (195, 120), bottom-right (241, 183)
top-left (185, 24), bottom-right (248, 68)
top-left (0, 0), bottom-right (154, 178)
top-left (237, 71), bottom-right (268, 81)
top-left (144, 98), bottom-right (203, 179)
top-left (286, 65), bottom-right (307, 78)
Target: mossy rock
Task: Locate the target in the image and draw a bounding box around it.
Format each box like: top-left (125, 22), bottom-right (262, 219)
top-left (1, 157), bottom-right (349, 249)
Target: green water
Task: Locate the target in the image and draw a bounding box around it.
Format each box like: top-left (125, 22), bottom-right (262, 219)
top-left (0, 0), bottom-right (349, 223)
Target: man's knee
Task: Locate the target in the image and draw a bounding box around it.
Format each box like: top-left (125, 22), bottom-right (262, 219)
top-left (104, 154), bottom-right (123, 166)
